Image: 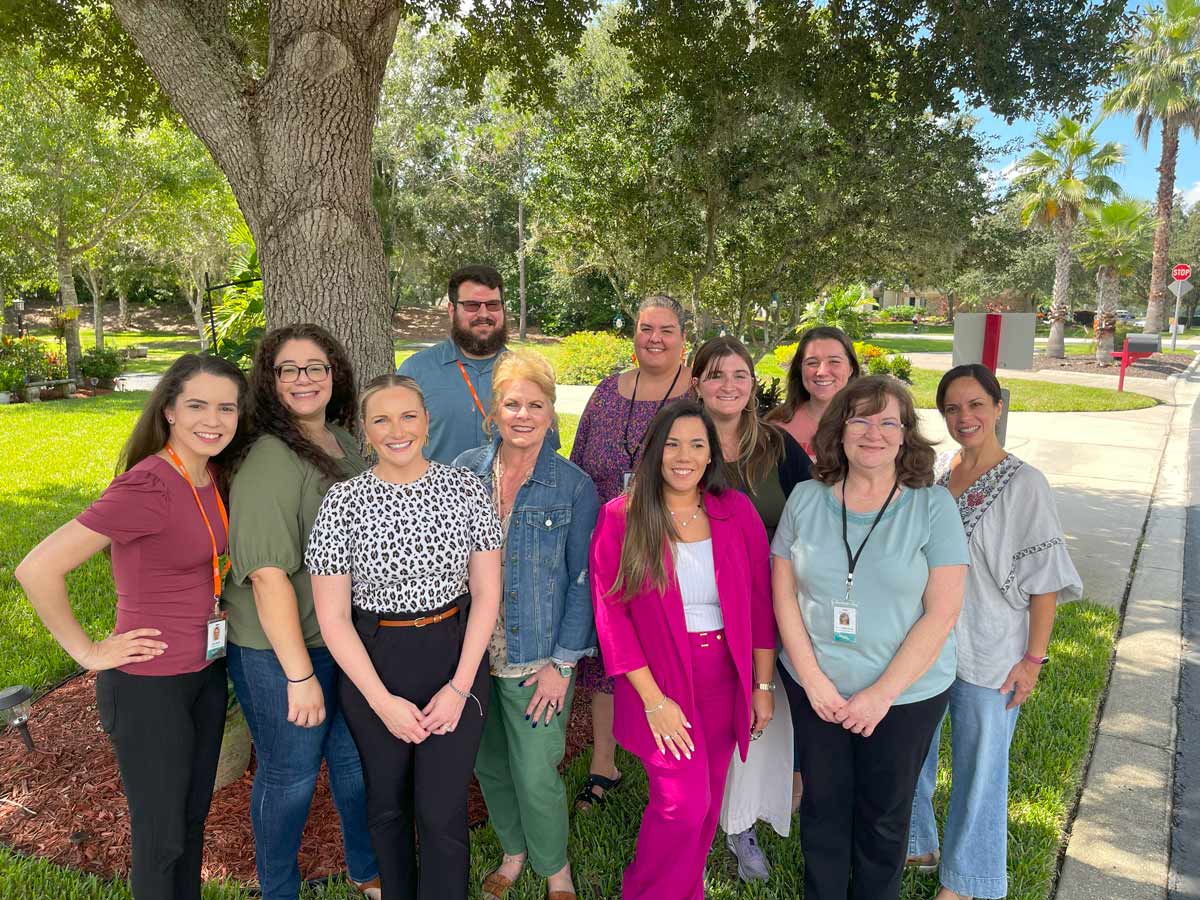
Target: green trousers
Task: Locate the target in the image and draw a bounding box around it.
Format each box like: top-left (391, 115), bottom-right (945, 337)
top-left (475, 673), bottom-right (576, 875)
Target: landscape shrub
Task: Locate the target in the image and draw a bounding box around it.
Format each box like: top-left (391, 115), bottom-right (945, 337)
top-left (79, 344), bottom-right (126, 382)
top-left (556, 331), bottom-right (633, 384)
top-left (0, 336), bottom-right (59, 385)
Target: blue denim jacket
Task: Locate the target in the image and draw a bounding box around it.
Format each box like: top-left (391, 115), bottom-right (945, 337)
top-left (455, 438), bottom-right (601, 665)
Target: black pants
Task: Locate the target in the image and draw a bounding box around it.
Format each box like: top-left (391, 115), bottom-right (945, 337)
top-left (782, 668), bottom-right (949, 900)
top-left (95, 661), bottom-right (228, 900)
top-left (340, 605), bottom-right (489, 900)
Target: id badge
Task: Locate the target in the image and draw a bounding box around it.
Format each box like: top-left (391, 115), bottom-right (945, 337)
top-left (622, 471), bottom-right (634, 490)
top-left (833, 604), bottom-right (858, 644)
top-left (206, 612), bottom-right (228, 660)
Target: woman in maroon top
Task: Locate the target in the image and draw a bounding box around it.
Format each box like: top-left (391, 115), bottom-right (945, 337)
top-left (16, 353), bottom-right (248, 900)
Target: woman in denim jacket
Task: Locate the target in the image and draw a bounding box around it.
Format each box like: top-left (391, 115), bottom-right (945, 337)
top-left (455, 350), bottom-right (601, 900)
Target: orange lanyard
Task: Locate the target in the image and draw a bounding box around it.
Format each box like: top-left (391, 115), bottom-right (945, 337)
top-left (456, 360), bottom-right (486, 417)
top-left (163, 443), bottom-right (230, 602)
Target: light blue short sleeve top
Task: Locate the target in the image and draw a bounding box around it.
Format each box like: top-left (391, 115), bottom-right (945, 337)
top-left (771, 479), bottom-right (968, 704)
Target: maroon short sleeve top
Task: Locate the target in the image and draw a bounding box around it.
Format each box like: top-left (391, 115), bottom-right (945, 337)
top-left (76, 454), bottom-right (228, 676)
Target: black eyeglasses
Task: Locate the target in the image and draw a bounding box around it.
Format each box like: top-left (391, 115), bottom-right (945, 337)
top-left (454, 300), bottom-right (504, 313)
top-left (274, 363), bottom-right (332, 383)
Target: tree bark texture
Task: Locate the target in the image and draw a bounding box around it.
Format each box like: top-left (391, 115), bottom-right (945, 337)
top-left (55, 237), bottom-right (82, 379)
top-left (117, 286), bottom-right (130, 330)
top-left (1046, 214), bottom-right (1075, 358)
top-left (110, 1), bottom-right (400, 385)
top-left (83, 265), bottom-right (106, 350)
top-left (1094, 268), bottom-right (1117, 365)
top-left (1145, 121), bottom-right (1179, 335)
top-left (187, 274), bottom-right (211, 350)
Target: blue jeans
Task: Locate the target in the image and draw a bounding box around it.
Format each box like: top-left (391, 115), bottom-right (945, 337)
top-left (908, 678), bottom-right (1020, 899)
top-left (227, 644), bottom-right (378, 899)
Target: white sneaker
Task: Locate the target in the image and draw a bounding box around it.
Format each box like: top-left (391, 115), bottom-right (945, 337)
top-left (726, 827), bottom-right (771, 882)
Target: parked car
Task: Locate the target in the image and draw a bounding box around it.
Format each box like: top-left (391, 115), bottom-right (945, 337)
top-left (1116, 309), bottom-right (1134, 322)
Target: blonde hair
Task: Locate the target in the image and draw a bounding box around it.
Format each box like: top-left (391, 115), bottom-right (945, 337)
top-left (486, 350), bottom-right (558, 433)
top-left (358, 374), bottom-right (426, 421)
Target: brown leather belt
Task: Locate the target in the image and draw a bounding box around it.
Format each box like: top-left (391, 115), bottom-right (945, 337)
top-left (377, 606), bottom-right (459, 628)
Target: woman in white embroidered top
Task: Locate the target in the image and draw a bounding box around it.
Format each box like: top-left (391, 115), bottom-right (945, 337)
top-left (907, 364), bottom-right (1082, 900)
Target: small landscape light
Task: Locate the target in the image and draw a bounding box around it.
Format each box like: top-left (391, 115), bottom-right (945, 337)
top-left (11, 299), bottom-right (23, 313)
top-left (0, 685), bottom-right (35, 751)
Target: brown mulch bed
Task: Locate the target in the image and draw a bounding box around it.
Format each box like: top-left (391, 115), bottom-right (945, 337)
top-left (1030, 351), bottom-right (1193, 380)
top-left (0, 672), bottom-right (594, 884)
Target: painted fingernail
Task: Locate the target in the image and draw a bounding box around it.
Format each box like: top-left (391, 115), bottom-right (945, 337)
top-left (525, 714), bottom-right (530, 721)
top-left (532, 722), bottom-right (538, 729)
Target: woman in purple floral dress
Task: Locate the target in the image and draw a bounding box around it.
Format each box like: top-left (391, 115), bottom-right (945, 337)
top-left (569, 294), bottom-right (691, 811)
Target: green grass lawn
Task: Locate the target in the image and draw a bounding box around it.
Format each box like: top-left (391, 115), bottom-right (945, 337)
top-left (2, 393), bottom-right (1121, 899)
top-left (30, 329), bottom-right (202, 376)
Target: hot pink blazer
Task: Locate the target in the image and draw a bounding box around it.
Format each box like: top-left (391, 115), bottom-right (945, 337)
top-left (589, 489), bottom-right (776, 763)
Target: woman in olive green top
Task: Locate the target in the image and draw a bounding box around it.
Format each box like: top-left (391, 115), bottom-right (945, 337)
top-left (222, 324), bottom-right (380, 900)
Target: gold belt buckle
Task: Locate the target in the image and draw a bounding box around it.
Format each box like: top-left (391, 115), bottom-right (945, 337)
top-left (413, 615), bottom-right (430, 628)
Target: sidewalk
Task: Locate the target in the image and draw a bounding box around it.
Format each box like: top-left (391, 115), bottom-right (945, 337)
top-left (1053, 356), bottom-right (1200, 900)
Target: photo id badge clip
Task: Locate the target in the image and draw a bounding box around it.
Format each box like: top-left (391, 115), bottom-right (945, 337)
top-left (833, 604), bottom-right (858, 644)
top-left (206, 611), bottom-right (228, 661)
top-left (622, 471), bottom-right (634, 490)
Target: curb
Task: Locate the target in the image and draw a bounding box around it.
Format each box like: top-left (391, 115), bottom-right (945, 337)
top-left (1055, 360), bottom-right (1196, 899)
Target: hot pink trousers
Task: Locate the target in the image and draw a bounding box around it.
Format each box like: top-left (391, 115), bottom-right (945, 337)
top-left (623, 630), bottom-right (739, 900)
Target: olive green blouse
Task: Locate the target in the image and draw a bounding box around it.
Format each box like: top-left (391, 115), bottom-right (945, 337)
top-left (221, 427), bottom-right (366, 649)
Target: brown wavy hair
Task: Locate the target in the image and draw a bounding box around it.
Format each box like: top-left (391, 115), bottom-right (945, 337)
top-left (117, 353), bottom-right (249, 492)
top-left (690, 336), bottom-right (783, 490)
top-left (810, 375), bottom-right (935, 488)
top-left (767, 326), bottom-right (861, 425)
top-left (242, 324), bottom-right (357, 482)
top-left (609, 400), bottom-right (727, 600)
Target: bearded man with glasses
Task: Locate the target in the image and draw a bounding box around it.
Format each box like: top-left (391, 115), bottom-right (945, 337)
top-left (400, 265), bottom-right (559, 464)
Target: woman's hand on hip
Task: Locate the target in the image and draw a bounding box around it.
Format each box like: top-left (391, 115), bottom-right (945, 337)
top-left (522, 664), bottom-right (570, 725)
top-left (79, 628), bottom-right (167, 670)
top-left (373, 694), bottom-right (430, 743)
top-left (751, 689), bottom-right (775, 736)
top-left (286, 676), bottom-right (326, 728)
top-left (837, 686), bottom-right (892, 737)
top-left (804, 673), bottom-right (848, 724)
top-left (1001, 658), bottom-right (1043, 709)
top-left (646, 697), bottom-right (694, 761)
top-left (419, 684), bottom-right (468, 736)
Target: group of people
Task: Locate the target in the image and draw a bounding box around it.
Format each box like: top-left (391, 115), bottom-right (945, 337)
top-left (15, 263), bottom-right (1082, 900)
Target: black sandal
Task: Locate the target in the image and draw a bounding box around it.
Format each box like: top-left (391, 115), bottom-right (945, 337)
top-left (573, 770), bottom-right (622, 811)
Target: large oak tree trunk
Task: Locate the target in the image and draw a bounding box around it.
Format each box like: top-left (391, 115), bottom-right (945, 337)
top-left (1145, 121), bottom-right (1179, 335)
top-left (110, 1), bottom-right (399, 385)
top-left (1046, 214), bottom-right (1075, 358)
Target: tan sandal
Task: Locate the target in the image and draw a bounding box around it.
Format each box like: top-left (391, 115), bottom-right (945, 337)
top-left (483, 856), bottom-right (526, 900)
top-left (905, 849), bottom-right (940, 873)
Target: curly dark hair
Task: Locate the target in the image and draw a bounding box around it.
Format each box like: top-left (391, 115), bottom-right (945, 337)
top-left (810, 375), bottom-right (935, 488)
top-left (242, 324), bottom-right (357, 482)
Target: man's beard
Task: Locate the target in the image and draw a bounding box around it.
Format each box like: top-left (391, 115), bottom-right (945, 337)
top-left (452, 317), bottom-right (508, 357)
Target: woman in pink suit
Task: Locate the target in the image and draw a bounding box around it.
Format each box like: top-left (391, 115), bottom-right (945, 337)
top-left (590, 400), bottom-right (777, 900)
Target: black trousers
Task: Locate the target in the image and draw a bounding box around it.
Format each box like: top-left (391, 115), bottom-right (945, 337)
top-left (340, 605), bottom-right (489, 900)
top-left (95, 661), bottom-right (228, 900)
top-left (782, 667), bottom-right (949, 900)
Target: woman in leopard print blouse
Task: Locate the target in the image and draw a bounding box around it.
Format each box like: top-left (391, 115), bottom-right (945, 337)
top-left (307, 374), bottom-right (503, 900)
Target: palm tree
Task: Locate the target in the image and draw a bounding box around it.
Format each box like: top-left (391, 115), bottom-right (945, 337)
top-left (1014, 117), bottom-right (1124, 358)
top-left (1104, 0), bottom-right (1200, 334)
top-left (1076, 199), bottom-right (1156, 363)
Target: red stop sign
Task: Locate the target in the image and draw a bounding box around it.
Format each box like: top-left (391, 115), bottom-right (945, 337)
top-left (1175, 263), bottom-right (1193, 281)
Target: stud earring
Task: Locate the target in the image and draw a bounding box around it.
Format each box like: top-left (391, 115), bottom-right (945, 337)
top-left (167, 418), bottom-right (175, 424)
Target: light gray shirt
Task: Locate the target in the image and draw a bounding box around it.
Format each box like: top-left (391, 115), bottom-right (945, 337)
top-left (676, 539), bottom-right (724, 632)
top-left (936, 453), bottom-right (1082, 688)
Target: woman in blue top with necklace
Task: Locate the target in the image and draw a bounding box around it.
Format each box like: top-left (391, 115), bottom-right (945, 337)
top-left (772, 375), bottom-right (969, 900)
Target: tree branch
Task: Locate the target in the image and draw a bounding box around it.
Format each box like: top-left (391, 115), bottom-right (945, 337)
top-left (109, 1), bottom-right (258, 206)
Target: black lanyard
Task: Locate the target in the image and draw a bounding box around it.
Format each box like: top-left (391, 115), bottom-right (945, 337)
top-left (840, 479), bottom-right (899, 600)
top-left (622, 364), bottom-right (683, 468)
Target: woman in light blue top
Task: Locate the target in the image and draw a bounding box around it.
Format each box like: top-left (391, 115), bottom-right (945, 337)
top-left (907, 365), bottom-right (1081, 900)
top-left (771, 375), bottom-right (969, 900)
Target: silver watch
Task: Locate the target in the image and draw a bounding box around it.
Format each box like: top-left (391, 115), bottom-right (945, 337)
top-left (755, 681), bottom-right (777, 693)
top-left (554, 661), bottom-right (575, 679)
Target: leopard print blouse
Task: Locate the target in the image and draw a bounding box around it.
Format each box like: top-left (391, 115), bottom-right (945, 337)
top-left (305, 462), bottom-right (503, 614)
